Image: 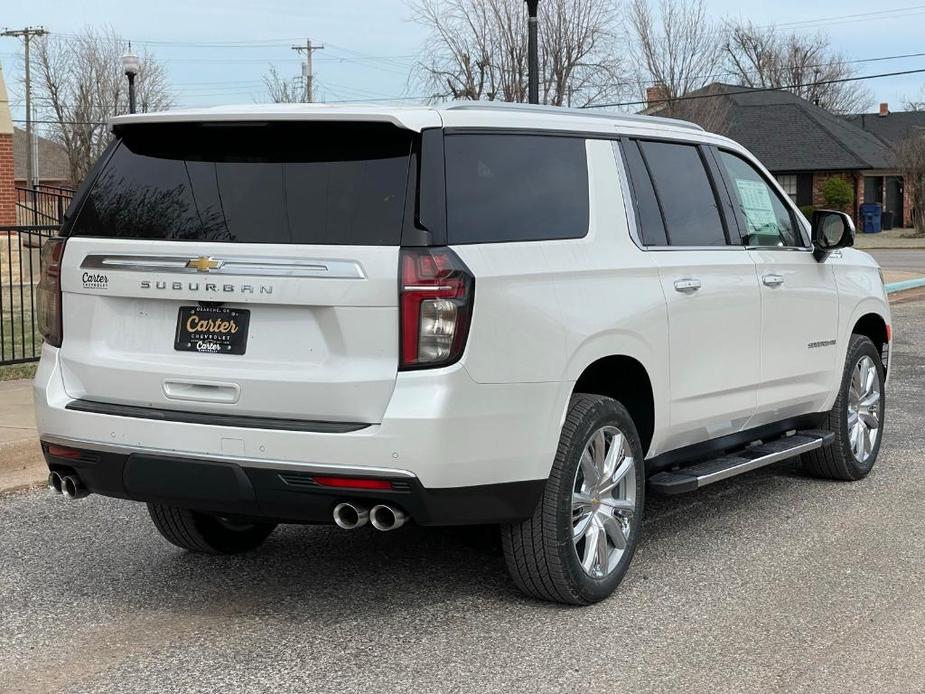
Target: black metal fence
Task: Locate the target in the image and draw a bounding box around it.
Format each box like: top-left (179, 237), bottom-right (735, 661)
top-left (16, 185), bottom-right (74, 226)
top-left (1, 225), bottom-right (60, 365)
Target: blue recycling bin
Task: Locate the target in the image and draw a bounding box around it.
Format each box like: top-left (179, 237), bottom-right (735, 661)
top-left (859, 202), bottom-right (882, 233)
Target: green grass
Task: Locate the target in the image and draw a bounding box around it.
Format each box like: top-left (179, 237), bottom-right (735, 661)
top-left (0, 362), bottom-right (37, 382)
top-left (1, 286), bottom-right (41, 380)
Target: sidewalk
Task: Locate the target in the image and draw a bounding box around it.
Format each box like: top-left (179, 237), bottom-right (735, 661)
top-left (0, 379), bottom-right (45, 493)
top-left (854, 228), bottom-right (925, 250)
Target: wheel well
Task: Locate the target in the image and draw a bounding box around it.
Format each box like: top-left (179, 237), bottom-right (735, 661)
top-left (573, 356), bottom-right (655, 456)
top-left (853, 313), bottom-right (889, 373)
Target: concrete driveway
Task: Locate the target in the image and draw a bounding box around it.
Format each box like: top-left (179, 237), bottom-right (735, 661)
top-left (1, 298), bottom-right (923, 693)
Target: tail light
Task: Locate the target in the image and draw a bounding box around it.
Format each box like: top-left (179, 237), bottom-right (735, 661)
top-left (36, 238), bottom-right (65, 348)
top-left (399, 247), bottom-right (474, 369)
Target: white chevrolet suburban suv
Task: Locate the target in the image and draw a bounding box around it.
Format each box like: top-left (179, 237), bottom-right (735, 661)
top-left (34, 102), bottom-right (890, 605)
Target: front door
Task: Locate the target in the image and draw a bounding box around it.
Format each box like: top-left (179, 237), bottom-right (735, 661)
top-left (714, 148), bottom-right (839, 424)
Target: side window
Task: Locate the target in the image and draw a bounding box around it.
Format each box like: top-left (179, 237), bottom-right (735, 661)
top-left (620, 140), bottom-right (668, 246)
top-left (637, 141), bottom-right (727, 246)
top-left (718, 150), bottom-right (802, 247)
top-left (444, 134), bottom-right (589, 244)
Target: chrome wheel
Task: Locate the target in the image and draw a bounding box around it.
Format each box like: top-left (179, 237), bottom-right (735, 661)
top-left (847, 355), bottom-right (881, 463)
top-left (572, 425), bottom-right (636, 579)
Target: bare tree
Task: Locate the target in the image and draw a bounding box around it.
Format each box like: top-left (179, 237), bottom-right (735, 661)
top-left (262, 65), bottom-right (302, 103)
top-left (903, 86), bottom-right (925, 111)
top-left (723, 21), bottom-right (872, 114)
top-left (895, 131), bottom-right (925, 235)
top-left (409, 0), bottom-right (629, 107)
top-left (628, 0), bottom-right (723, 104)
top-left (626, 0), bottom-right (728, 131)
top-left (33, 26), bottom-right (172, 183)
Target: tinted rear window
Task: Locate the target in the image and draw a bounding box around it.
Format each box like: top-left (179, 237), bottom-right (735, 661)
top-left (621, 140), bottom-right (668, 246)
top-left (638, 140), bottom-right (726, 246)
top-left (70, 122), bottom-right (413, 245)
top-left (444, 134), bottom-right (589, 244)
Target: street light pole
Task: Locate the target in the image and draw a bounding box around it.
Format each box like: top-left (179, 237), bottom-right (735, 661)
top-left (526, 0), bottom-right (539, 104)
top-left (121, 44), bottom-right (139, 114)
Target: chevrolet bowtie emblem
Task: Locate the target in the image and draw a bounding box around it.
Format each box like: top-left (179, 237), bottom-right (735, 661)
top-left (186, 256), bottom-right (224, 273)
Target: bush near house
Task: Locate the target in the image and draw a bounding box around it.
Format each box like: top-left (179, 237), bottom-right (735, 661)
top-left (821, 177), bottom-right (855, 212)
top-left (799, 205), bottom-right (815, 221)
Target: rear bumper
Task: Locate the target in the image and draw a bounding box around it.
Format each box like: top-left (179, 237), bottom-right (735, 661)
top-left (41, 438), bottom-right (545, 525)
top-left (34, 344), bottom-right (569, 523)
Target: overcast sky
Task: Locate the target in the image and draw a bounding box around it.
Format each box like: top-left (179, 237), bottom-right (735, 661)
top-left (2, 0), bottom-right (924, 128)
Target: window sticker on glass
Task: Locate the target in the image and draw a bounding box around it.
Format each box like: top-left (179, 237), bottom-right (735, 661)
top-left (735, 179), bottom-right (779, 233)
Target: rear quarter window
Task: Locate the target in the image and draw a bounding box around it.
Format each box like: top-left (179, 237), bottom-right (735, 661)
top-left (444, 134), bottom-right (589, 244)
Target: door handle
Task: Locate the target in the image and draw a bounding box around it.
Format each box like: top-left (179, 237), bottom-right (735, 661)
top-left (673, 278), bottom-right (702, 293)
top-left (762, 273), bottom-right (785, 287)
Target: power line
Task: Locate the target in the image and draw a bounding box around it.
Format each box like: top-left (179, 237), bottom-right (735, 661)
top-left (765, 4), bottom-right (925, 29)
top-left (586, 67), bottom-right (925, 109)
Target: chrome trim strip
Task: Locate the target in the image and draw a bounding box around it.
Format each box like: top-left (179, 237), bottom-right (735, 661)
top-left (695, 437), bottom-right (824, 488)
top-left (81, 254), bottom-right (366, 279)
top-left (41, 434), bottom-right (418, 479)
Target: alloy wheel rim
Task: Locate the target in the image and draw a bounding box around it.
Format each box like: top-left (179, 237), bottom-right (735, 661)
top-left (847, 355), bottom-right (881, 463)
top-left (571, 425), bottom-right (636, 579)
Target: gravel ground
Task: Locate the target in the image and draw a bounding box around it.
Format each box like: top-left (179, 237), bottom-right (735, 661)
top-left (1, 299), bottom-right (924, 694)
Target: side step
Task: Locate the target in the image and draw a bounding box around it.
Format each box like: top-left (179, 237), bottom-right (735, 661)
top-left (648, 430), bottom-right (835, 495)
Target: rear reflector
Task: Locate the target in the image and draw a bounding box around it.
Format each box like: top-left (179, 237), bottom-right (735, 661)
top-left (46, 444), bottom-right (82, 460)
top-left (312, 476), bottom-right (393, 490)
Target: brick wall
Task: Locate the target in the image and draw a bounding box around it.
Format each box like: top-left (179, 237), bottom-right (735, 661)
top-left (0, 133), bottom-right (14, 226)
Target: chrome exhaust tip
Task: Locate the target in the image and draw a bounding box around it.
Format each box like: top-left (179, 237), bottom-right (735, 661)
top-left (370, 504), bottom-right (408, 532)
top-left (48, 471), bottom-right (63, 494)
top-left (61, 474), bottom-right (89, 500)
top-left (333, 502), bottom-right (369, 530)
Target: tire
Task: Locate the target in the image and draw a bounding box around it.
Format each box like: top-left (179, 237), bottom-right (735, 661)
top-left (147, 503), bottom-right (277, 554)
top-left (802, 334), bottom-right (885, 481)
top-left (501, 394), bottom-right (645, 605)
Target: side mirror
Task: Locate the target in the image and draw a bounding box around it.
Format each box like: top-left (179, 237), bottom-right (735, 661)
top-left (811, 210), bottom-right (855, 261)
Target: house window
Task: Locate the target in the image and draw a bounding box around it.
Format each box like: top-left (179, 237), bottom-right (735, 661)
top-left (775, 174), bottom-right (798, 202)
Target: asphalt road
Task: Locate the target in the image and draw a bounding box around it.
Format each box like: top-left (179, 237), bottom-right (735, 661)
top-left (2, 300), bottom-right (924, 694)
top-left (869, 249), bottom-right (925, 275)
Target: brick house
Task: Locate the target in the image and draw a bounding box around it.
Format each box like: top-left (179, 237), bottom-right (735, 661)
top-left (644, 83), bottom-right (913, 228)
top-left (845, 107), bottom-right (925, 228)
top-left (12, 127), bottom-right (72, 189)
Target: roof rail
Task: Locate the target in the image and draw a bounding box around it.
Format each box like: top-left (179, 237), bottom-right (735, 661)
top-left (442, 100), bottom-right (704, 132)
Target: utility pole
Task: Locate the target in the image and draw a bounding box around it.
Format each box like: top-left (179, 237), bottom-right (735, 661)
top-left (1, 26), bottom-right (48, 188)
top-left (291, 39), bottom-right (324, 103)
top-left (525, 0), bottom-right (539, 104)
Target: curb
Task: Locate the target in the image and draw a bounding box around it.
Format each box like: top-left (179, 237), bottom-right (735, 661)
top-left (885, 277), bottom-right (925, 294)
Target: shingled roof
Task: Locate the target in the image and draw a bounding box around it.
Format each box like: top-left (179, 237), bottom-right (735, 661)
top-left (843, 110), bottom-right (925, 147)
top-left (665, 84), bottom-right (896, 172)
top-left (13, 127), bottom-right (71, 182)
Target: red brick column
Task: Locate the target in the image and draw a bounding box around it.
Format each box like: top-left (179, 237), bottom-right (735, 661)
top-left (0, 131), bottom-right (15, 225)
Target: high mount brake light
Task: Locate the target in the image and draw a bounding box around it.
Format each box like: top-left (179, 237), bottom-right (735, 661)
top-left (399, 247), bottom-right (474, 370)
top-left (36, 238), bottom-right (66, 348)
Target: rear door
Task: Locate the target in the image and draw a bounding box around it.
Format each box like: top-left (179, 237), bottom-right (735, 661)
top-left (712, 148), bottom-right (839, 422)
top-left (58, 121), bottom-right (416, 424)
top-left (622, 139), bottom-right (761, 452)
